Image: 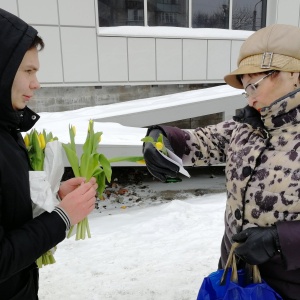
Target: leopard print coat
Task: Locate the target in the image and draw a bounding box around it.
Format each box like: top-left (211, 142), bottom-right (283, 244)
top-left (159, 90), bottom-right (300, 297)
top-left (182, 91), bottom-right (300, 241)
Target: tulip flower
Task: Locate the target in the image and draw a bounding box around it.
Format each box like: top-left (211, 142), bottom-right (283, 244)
top-left (141, 133), bottom-right (168, 156)
top-left (38, 133), bottom-right (46, 150)
top-left (155, 142), bottom-right (164, 151)
top-left (24, 133), bottom-right (30, 147)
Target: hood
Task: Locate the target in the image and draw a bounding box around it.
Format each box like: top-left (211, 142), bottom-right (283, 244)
top-left (0, 9), bottom-right (38, 131)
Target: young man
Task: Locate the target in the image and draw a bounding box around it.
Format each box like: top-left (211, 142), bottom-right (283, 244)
top-left (0, 9), bottom-right (97, 299)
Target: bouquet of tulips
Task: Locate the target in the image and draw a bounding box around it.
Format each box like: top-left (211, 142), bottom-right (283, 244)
top-left (62, 120), bottom-right (112, 240)
top-left (24, 129), bottom-right (58, 171)
top-left (24, 129), bottom-right (64, 268)
top-left (63, 120), bottom-right (144, 240)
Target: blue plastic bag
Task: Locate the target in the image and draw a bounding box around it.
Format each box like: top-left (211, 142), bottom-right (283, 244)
top-left (196, 243), bottom-right (283, 300)
top-left (196, 267), bottom-right (283, 300)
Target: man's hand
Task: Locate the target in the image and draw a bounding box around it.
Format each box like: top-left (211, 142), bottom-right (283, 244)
top-left (58, 178), bottom-right (98, 225)
top-left (58, 177), bottom-right (96, 199)
top-left (232, 226), bottom-right (280, 265)
top-left (143, 128), bottom-right (179, 182)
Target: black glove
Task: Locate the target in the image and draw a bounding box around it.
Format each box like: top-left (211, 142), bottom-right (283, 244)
top-left (233, 105), bottom-right (265, 129)
top-left (232, 227), bottom-right (280, 265)
top-left (143, 128), bottom-right (180, 182)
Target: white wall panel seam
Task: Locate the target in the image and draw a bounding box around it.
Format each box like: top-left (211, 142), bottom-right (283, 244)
top-left (181, 38), bottom-right (183, 81)
top-left (93, 0), bottom-right (100, 82)
top-left (155, 38), bottom-right (157, 82)
top-left (16, 0), bottom-right (20, 16)
top-left (205, 39), bottom-right (208, 80)
top-left (275, 0), bottom-right (279, 23)
top-left (298, 0), bottom-right (300, 27)
top-left (126, 37), bottom-right (130, 83)
top-left (229, 40), bottom-right (233, 72)
top-left (56, 0), bottom-right (65, 83)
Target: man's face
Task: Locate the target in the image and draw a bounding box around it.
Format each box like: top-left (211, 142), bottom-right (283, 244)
top-left (11, 47), bottom-right (40, 111)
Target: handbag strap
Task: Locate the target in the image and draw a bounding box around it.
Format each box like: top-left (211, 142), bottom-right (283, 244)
top-left (252, 264), bottom-right (262, 283)
top-left (220, 242), bottom-right (238, 285)
top-left (220, 242), bottom-right (262, 285)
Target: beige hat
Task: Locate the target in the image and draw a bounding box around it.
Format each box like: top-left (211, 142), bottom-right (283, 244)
top-left (224, 24), bottom-right (300, 89)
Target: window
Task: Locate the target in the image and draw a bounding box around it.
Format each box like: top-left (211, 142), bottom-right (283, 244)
top-left (128, 9), bottom-right (144, 23)
top-left (98, 0), bottom-right (267, 31)
top-left (148, 0), bottom-right (189, 27)
top-left (192, 0), bottom-right (230, 29)
top-left (232, 0), bottom-right (266, 30)
top-left (98, 0), bottom-right (144, 26)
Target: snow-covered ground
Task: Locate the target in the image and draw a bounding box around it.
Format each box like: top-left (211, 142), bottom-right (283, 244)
top-left (39, 191), bottom-right (226, 300)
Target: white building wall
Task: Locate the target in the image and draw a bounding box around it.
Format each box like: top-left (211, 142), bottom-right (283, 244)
top-left (0, 0), bottom-right (18, 15)
top-left (276, 0), bottom-right (300, 26)
top-left (34, 26), bottom-right (63, 83)
top-left (61, 27), bottom-right (99, 83)
top-left (183, 39), bottom-right (207, 80)
top-left (98, 37), bottom-right (128, 82)
top-left (128, 38), bottom-right (156, 82)
top-left (0, 0), bottom-right (298, 87)
top-left (18, 0), bottom-right (59, 25)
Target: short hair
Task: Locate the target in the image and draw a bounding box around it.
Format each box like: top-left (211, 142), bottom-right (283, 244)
top-left (29, 34), bottom-right (44, 51)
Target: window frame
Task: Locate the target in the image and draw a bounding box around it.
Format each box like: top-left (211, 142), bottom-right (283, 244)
top-left (97, 0), bottom-right (266, 30)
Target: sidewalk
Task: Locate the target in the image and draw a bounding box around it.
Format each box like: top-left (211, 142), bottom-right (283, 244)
top-left (99, 166), bottom-right (226, 213)
top-left (63, 165), bottom-right (226, 215)
top-left (143, 166), bottom-right (226, 196)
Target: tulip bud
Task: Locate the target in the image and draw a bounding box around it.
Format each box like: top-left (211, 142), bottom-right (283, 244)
top-left (155, 142), bottom-right (164, 151)
top-left (38, 133), bottom-right (46, 150)
top-left (88, 119), bottom-right (93, 133)
top-left (71, 125), bottom-right (76, 136)
top-left (24, 134), bottom-right (30, 147)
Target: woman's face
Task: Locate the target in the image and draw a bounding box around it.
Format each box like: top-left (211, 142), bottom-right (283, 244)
top-left (11, 47), bottom-right (40, 111)
top-left (241, 71), bottom-right (299, 111)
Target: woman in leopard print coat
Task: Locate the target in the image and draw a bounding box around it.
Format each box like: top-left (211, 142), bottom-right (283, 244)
top-left (143, 24), bottom-right (300, 299)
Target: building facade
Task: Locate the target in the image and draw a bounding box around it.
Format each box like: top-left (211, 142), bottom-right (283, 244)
top-left (0, 0), bottom-right (298, 113)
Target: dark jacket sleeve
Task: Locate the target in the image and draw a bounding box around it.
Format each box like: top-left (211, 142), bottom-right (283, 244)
top-left (276, 220), bottom-right (300, 271)
top-left (0, 210), bottom-right (66, 282)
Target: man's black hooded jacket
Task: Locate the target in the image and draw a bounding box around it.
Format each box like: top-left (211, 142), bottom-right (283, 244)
top-left (0, 9), bottom-right (66, 299)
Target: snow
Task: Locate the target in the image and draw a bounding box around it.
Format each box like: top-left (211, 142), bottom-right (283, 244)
top-left (98, 26), bottom-right (253, 39)
top-left (39, 192), bottom-right (226, 300)
top-left (31, 84), bottom-right (242, 146)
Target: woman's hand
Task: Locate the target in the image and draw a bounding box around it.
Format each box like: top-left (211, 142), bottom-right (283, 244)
top-left (232, 226), bottom-right (281, 265)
